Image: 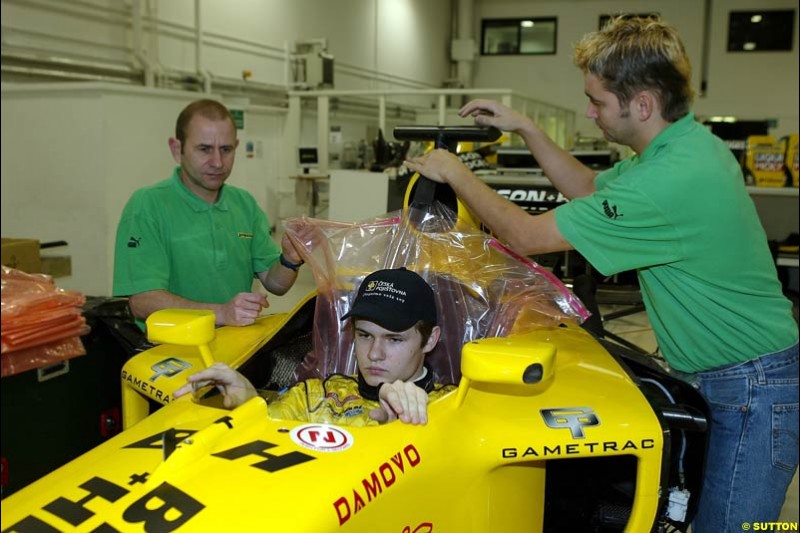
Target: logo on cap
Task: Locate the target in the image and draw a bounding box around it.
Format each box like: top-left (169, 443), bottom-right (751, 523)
top-left (341, 267), bottom-right (436, 332)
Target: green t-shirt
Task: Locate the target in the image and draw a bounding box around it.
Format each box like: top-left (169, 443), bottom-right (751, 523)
top-left (113, 168), bottom-right (281, 327)
top-left (556, 113), bottom-right (798, 372)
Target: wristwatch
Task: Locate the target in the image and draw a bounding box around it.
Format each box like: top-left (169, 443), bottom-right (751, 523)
top-left (279, 253), bottom-right (304, 272)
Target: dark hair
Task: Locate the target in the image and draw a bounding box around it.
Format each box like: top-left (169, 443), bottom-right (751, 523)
top-left (175, 99), bottom-right (236, 147)
top-left (413, 320), bottom-right (436, 348)
top-left (572, 16), bottom-right (693, 122)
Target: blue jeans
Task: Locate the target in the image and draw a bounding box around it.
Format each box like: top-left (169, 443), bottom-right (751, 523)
top-left (691, 342), bottom-right (799, 533)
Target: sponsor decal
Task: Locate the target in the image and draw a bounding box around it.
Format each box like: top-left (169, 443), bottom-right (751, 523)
top-left (324, 392), bottom-right (365, 418)
top-left (212, 439), bottom-right (316, 472)
top-left (149, 358), bottom-right (191, 382)
top-left (122, 369), bottom-right (172, 403)
top-left (492, 187), bottom-right (567, 213)
top-left (6, 476), bottom-right (204, 532)
top-left (291, 424), bottom-right (354, 453)
top-left (124, 429), bottom-right (316, 473)
top-left (325, 391), bottom-right (361, 407)
top-left (501, 438), bottom-right (656, 458)
top-left (334, 444), bottom-right (421, 526)
top-left (5, 436), bottom-right (316, 531)
top-left (541, 407), bottom-right (600, 439)
top-left (363, 280), bottom-right (407, 302)
top-left (124, 429), bottom-right (197, 450)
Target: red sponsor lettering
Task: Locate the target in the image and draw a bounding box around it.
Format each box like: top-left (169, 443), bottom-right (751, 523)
top-left (334, 444), bottom-right (421, 526)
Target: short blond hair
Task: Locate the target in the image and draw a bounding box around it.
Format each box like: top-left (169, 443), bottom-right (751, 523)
top-left (573, 16), bottom-right (693, 122)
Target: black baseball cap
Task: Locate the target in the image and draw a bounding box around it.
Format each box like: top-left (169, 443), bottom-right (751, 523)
top-left (341, 268), bottom-right (437, 332)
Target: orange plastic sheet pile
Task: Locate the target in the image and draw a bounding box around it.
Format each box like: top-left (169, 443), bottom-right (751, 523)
top-left (1, 266), bottom-right (90, 377)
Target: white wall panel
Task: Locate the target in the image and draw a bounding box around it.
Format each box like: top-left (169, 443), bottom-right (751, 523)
top-left (473, 0), bottom-right (798, 137)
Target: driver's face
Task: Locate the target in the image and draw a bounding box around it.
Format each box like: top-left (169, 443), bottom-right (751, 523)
top-left (354, 320), bottom-right (427, 387)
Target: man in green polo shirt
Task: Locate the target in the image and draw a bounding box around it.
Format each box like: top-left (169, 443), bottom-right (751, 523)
top-left (113, 99), bottom-right (307, 330)
top-left (405, 15), bottom-right (798, 533)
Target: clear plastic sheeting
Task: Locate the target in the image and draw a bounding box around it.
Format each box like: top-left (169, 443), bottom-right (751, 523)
top-left (1, 266), bottom-right (89, 377)
top-left (284, 202), bottom-right (588, 385)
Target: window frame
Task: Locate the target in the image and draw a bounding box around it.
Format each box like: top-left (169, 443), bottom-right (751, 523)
top-left (480, 17), bottom-right (558, 56)
top-left (727, 9), bottom-right (795, 53)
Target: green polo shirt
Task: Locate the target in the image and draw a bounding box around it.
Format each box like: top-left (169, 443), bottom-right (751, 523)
top-left (556, 113), bottom-right (797, 372)
top-left (113, 168), bottom-right (281, 327)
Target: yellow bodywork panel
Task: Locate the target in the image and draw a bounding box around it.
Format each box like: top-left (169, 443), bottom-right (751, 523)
top-left (121, 292), bottom-right (316, 429)
top-left (2, 320), bottom-right (664, 533)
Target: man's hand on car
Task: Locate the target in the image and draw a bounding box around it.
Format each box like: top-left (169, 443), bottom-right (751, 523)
top-left (174, 362), bottom-right (257, 408)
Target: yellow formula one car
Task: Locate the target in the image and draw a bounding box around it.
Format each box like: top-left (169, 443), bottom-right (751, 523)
top-left (1, 127), bottom-right (708, 533)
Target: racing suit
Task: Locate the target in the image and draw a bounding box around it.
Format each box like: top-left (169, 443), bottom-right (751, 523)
top-left (266, 365), bottom-right (455, 427)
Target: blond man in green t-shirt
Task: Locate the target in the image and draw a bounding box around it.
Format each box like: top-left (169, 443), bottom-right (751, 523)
top-left (405, 15), bottom-right (798, 533)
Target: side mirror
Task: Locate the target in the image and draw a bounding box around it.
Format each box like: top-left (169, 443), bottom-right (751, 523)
top-left (461, 336), bottom-right (556, 386)
top-left (146, 309), bottom-right (216, 368)
top-left (454, 335), bottom-right (556, 407)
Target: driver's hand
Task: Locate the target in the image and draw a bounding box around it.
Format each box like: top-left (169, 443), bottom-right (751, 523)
top-left (217, 292), bottom-right (268, 326)
top-left (368, 380), bottom-right (429, 425)
top-left (404, 149), bottom-right (467, 185)
top-left (173, 362), bottom-right (258, 409)
top-left (459, 99), bottom-right (532, 134)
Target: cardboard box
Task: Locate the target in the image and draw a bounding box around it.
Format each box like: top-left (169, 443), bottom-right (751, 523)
top-left (40, 255), bottom-right (72, 278)
top-left (1, 238), bottom-right (41, 273)
top-left (744, 135), bottom-right (787, 187)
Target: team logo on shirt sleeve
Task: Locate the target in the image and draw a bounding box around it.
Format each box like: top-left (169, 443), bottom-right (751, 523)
top-left (602, 200), bottom-right (624, 220)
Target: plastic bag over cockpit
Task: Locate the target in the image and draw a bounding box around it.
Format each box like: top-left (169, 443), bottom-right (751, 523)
top-left (284, 202), bottom-right (588, 386)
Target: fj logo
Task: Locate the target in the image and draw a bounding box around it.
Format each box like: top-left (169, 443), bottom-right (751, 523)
top-left (541, 407), bottom-right (600, 439)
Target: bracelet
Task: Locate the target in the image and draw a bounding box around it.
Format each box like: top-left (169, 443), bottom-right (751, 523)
top-left (279, 253), bottom-right (304, 272)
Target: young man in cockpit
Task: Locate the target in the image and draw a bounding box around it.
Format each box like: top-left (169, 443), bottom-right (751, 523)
top-left (174, 267), bottom-right (454, 426)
